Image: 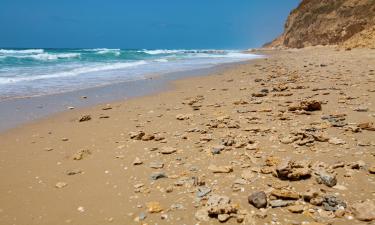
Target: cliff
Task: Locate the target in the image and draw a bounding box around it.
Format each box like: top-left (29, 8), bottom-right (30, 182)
top-left (266, 0), bottom-right (375, 49)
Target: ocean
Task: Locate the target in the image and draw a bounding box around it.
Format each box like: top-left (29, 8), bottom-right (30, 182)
top-left (0, 48), bottom-right (261, 100)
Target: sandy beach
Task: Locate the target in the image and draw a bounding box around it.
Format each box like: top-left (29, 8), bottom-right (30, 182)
top-left (1, 47), bottom-right (375, 225)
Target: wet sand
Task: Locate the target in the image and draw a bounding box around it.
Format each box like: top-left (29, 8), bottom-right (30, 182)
top-left (0, 47), bottom-right (374, 225)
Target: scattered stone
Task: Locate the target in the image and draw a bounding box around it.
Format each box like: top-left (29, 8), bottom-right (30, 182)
top-left (270, 200), bottom-right (294, 208)
top-left (150, 172), bottom-right (167, 180)
top-left (79, 115), bottom-right (91, 122)
top-left (176, 114), bottom-right (190, 120)
top-left (132, 157), bottom-right (143, 165)
top-left (248, 191), bottom-right (267, 209)
top-left (66, 169), bottom-right (82, 176)
top-left (322, 195), bottom-right (346, 211)
top-left (55, 182), bottom-right (67, 188)
top-left (287, 205), bottom-right (304, 213)
top-left (353, 106), bottom-right (369, 112)
top-left (149, 161), bottom-right (164, 169)
top-left (288, 100), bottom-right (322, 112)
top-left (208, 165), bottom-right (233, 173)
top-left (315, 170), bottom-right (337, 187)
top-left (160, 146), bottom-right (177, 154)
top-left (129, 131), bottom-right (145, 140)
top-left (271, 189), bottom-right (300, 200)
top-left (328, 137), bottom-right (346, 145)
top-left (197, 186), bottom-right (212, 198)
top-left (369, 166), bottom-right (375, 174)
top-left (141, 134), bottom-right (155, 141)
top-left (72, 149), bottom-right (91, 160)
top-left (211, 145), bottom-right (225, 154)
top-left (358, 122), bottom-right (375, 131)
top-left (275, 159), bottom-right (311, 180)
top-left (146, 202), bottom-right (163, 213)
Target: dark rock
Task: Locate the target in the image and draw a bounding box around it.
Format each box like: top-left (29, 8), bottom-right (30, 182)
top-left (248, 191), bottom-right (267, 209)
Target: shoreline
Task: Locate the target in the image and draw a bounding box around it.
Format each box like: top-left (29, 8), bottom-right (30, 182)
top-left (0, 59), bottom-right (259, 133)
top-left (0, 47), bottom-right (374, 225)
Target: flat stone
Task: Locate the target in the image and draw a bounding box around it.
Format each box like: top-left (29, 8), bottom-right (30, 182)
top-left (271, 189), bottom-right (300, 200)
top-left (352, 201), bottom-right (375, 221)
top-left (287, 205), bottom-right (304, 213)
top-left (132, 157), bottom-right (143, 165)
top-left (160, 146), bottom-right (177, 154)
top-left (146, 202), bottom-right (163, 213)
top-left (208, 165), bottom-right (233, 173)
top-left (149, 161), bottom-right (164, 169)
top-left (150, 172), bottom-right (167, 180)
top-left (248, 191), bottom-right (267, 209)
top-left (315, 170), bottom-right (337, 187)
top-left (55, 182), bottom-right (67, 188)
top-left (270, 200), bottom-right (294, 208)
top-left (196, 187), bottom-right (211, 198)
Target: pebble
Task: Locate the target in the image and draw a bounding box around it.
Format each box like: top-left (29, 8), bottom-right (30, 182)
top-left (248, 191), bottom-right (267, 209)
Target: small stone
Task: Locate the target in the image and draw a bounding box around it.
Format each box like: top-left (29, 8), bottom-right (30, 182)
top-left (218, 214), bottom-right (231, 222)
top-left (270, 200), bottom-right (294, 208)
top-left (248, 191), bottom-right (267, 209)
top-left (195, 208), bottom-right (210, 222)
top-left (287, 205), bottom-right (304, 213)
top-left (129, 131), bottom-right (145, 140)
top-left (322, 195), bottom-right (346, 211)
top-left (79, 115), bottom-right (91, 122)
top-left (197, 186), bottom-right (211, 198)
top-left (369, 166), bottom-right (375, 174)
top-left (208, 165), bottom-right (233, 173)
top-left (72, 149), bottom-right (91, 160)
top-left (146, 202), bottom-right (163, 213)
top-left (160, 146), bottom-right (177, 154)
top-left (150, 172), bottom-right (167, 180)
top-left (271, 189), bottom-right (300, 200)
top-left (149, 161), bottom-right (164, 169)
top-left (315, 170), bottom-right (337, 187)
top-left (66, 169), bottom-right (82, 176)
top-left (176, 114), bottom-right (190, 120)
top-left (329, 137), bottom-right (346, 145)
top-left (55, 182), bottom-right (67, 188)
top-left (132, 157), bottom-right (143, 165)
top-left (211, 145), bottom-right (225, 154)
top-left (354, 106), bottom-right (369, 112)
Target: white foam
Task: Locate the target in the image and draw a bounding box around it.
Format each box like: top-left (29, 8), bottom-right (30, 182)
top-left (0, 53), bottom-right (81, 61)
top-left (0, 49), bottom-right (44, 54)
top-left (0, 60), bottom-right (147, 84)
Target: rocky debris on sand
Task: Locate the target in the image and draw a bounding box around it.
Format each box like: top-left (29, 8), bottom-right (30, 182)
top-left (321, 114), bottom-right (347, 127)
top-left (141, 134), bottom-right (155, 141)
top-left (351, 200), bottom-right (375, 221)
top-left (79, 115), bottom-right (91, 122)
top-left (271, 189), bottom-right (300, 200)
top-left (176, 114), bottom-right (190, 120)
top-left (66, 169), bottom-right (82, 176)
top-left (274, 159), bottom-right (311, 180)
top-left (287, 204), bottom-right (304, 213)
top-left (353, 106), bottom-right (369, 112)
top-left (288, 100), bottom-right (321, 112)
top-left (208, 165), bottom-right (233, 173)
top-left (211, 145), bottom-right (225, 154)
top-left (358, 122), bottom-right (375, 131)
top-left (303, 188), bottom-right (324, 206)
top-left (196, 186), bottom-right (212, 198)
top-left (72, 149), bottom-right (91, 160)
top-left (146, 202), bottom-right (163, 213)
top-left (314, 170), bottom-right (337, 187)
top-left (195, 195), bottom-right (239, 222)
top-left (129, 131), bottom-right (145, 140)
top-left (369, 166), bottom-right (375, 174)
top-left (55, 182), bottom-right (68, 188)
top-left (328, 137), bottom-right (346, 145)
top-left (149, 161), bottom-right (164, 169)
top-left (248, 191), bottom-right (267, 209)
top-left (132, 157), bottom-right (143, 165)
top-left (279, 129), bottom-right (328, 146)
top-left (322, 195), bottom-right (346, 211)
top-left (270, 200), bottom-right (295, 208)
top-left (160, 146), bottom-right (177, 154)
top-left (150, 172), bottom-right (167, 180)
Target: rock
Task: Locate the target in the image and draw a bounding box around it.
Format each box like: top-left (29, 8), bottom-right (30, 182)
top-left (149, 161), bottom-right (164, 169)
top-left (72, 149), bottom-right (91, 160)
top-left (141, 134), bottom-right (155, 141)
top-left (146, 202), bottom-right (163, 213)
top-left (354, 106), bottom-right (369, 112)
top-left (160, 146), bottom-right (177, 154)
top-left (271, 189), bottom-right (300, 200)
top-left (132, 157), bottom-right (143, 165)
top-left (248, 191), bottom-right (267, 209)
top-left (322, 195), bottom-right (346, 211)
top-left (328, 137), bottom-right (346, 145)
top-left (275, 159), bottom-right (311, 180)
top-left (358, 122), bottom-right (375, 131)
top-left (129, 131), bottom-right (145, 140)
top-left (208, 165), bottom-right (233, 173)
top-left (206, 195), bottom-right (238, 216)
top-left (150, 172), bottom-right (167, 180)
top-left (288, 100), bottom-right (321, 111)
top-left (197, 186), bottom-right (212, 198)
top-left (79, 115), bottom-right (91, 122)
top-left (369, 166), bottom-right (375, 174)
top-left (270, 200), bottom-right (294, 208)
top-left (287, 205), bottom-right (304, 213)
top-left (315, 170), bottom-right (337, 187)
top-left (55, 182), bottom-right (67, 188)
top-left (218, 214), bottom-right (231, 222)
top-left (351, 201), bottom-right (375, 221)
top-left (211, 145), bottom-right (225, 154)
top-left (176, 114), bottom-right (190, 120)
top-left (66, 169), bottom-right (82, 176)
top-left (303, 188), bottom-right (321, 202)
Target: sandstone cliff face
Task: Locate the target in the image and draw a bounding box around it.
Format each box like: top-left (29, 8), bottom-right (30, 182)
top-left (267, 0), bottom-right (375, 48)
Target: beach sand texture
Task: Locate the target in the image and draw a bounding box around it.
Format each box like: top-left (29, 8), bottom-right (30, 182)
top-left (0, 47), bottom-right (375, 224)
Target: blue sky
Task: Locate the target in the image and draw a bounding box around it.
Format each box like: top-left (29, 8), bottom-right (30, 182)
top-left (0, 0), bottom-right (300, 49)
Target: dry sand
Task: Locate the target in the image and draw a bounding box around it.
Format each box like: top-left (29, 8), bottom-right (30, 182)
top-left (0, 47), bottom-right (374, 225)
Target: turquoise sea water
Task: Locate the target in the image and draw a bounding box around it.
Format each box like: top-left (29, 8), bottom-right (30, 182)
top-left (0, 48), bottom-right (261, 99)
